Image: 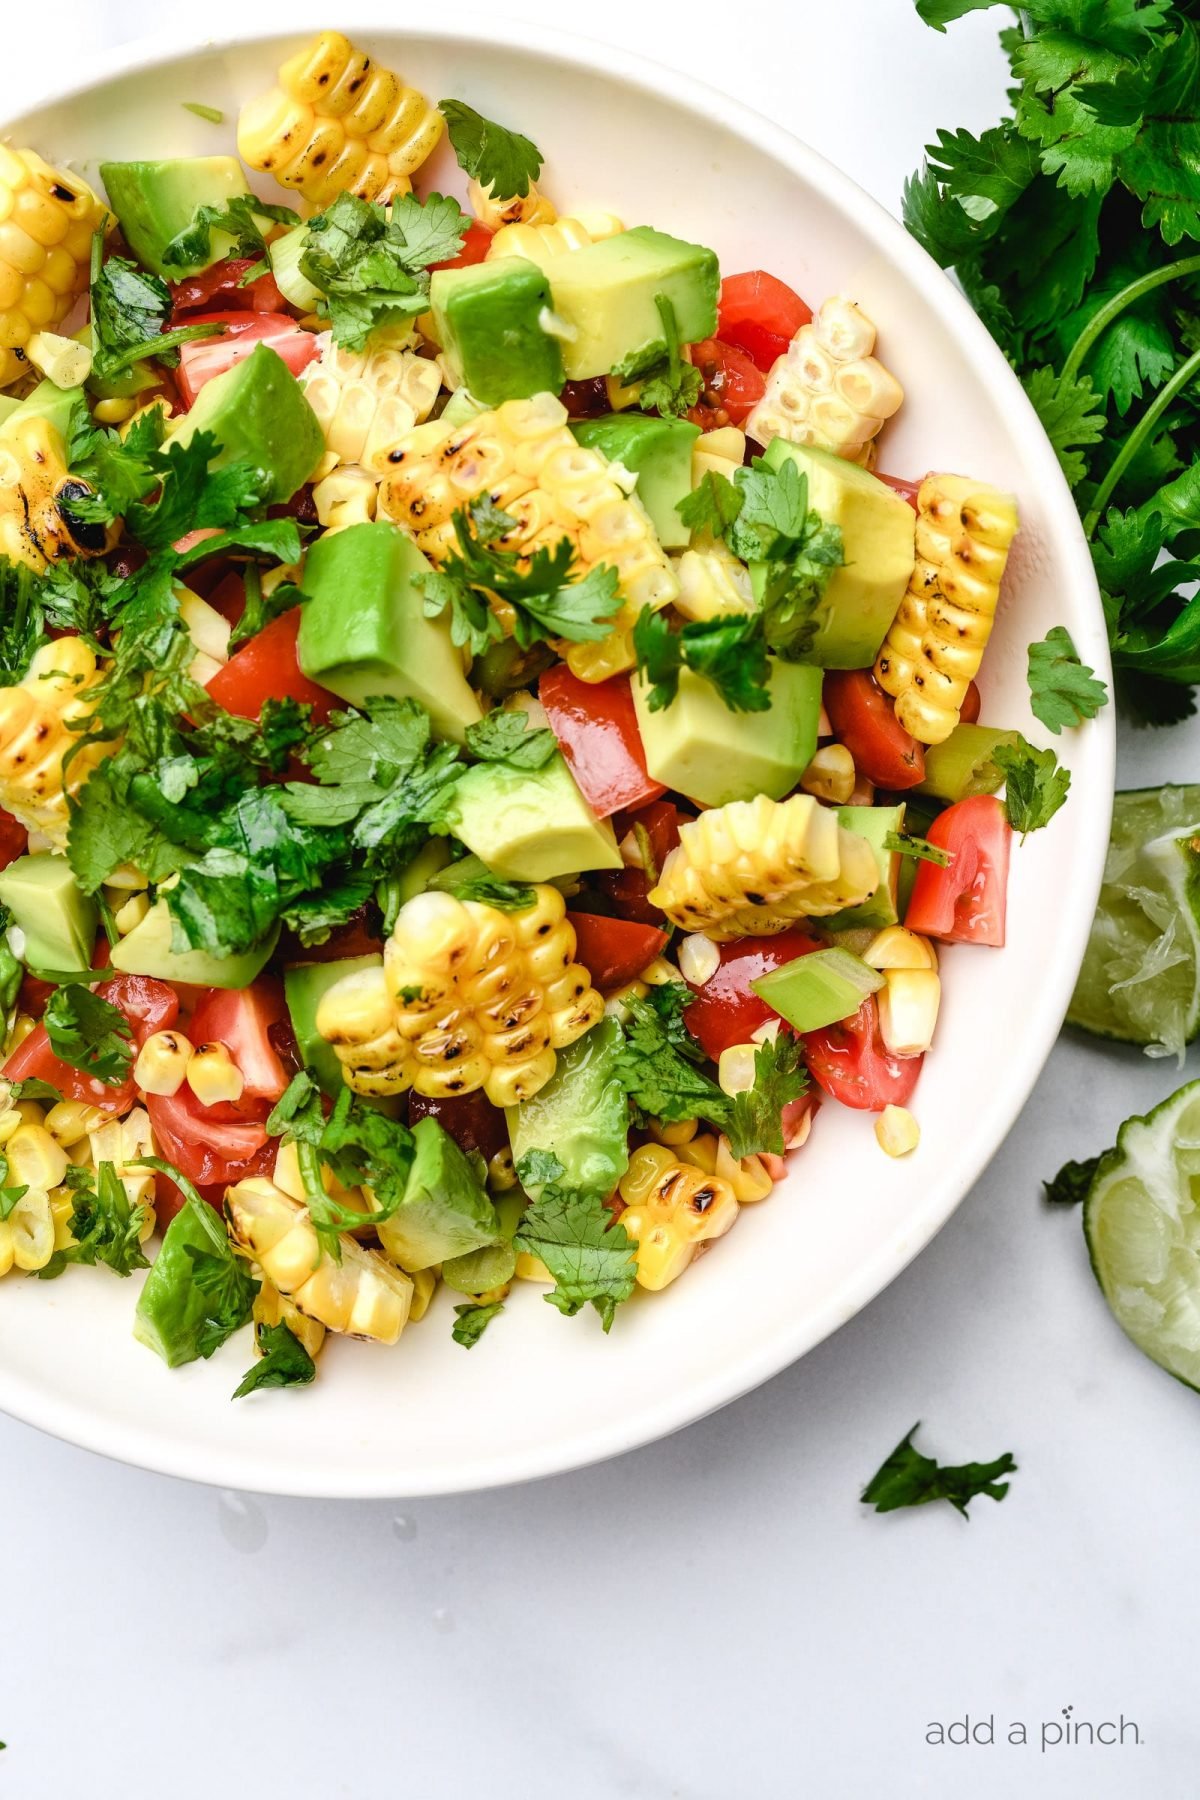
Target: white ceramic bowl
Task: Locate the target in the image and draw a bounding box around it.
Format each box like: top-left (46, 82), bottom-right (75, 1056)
top-left (0, 20), bottom-right (1114, 1497)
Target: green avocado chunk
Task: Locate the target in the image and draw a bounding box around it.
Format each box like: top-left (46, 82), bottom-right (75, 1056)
top-left (0, 854), bottom-right (97, 976)
top-left (571, 414), bottom-right (699, 548)
top-left (823, 804), bottom-right (906, 933)
top-left (442, 751), bottom-right (622, 882)
top-left (284, 955), bottom-right (382, 1098)
top-left (111, 899), bottom-right (278, 988)
top-left (99, 156), bottom-right (251, 279)
top-left (632, 661), bottom-right (822, 809)
top-left (164, 341), bottom-right (323, 503)
top-left (506, 1018), bottom-right (629, 1201)
top-left (0, 379), bottom-right (82, 445)
top-left (430, 256), bottom-right (565, 406)
top-left (376, 1116), bottom-right (500, 1272)
top-left (543, 226), bottom-right (720, 380)
top-left (297, 521), bottom-right (482, 743)
top-left (750, 439), bottom-right (915, 669)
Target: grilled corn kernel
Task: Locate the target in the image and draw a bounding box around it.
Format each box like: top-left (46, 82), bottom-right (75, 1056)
top-left (603, 977), bottom-right (648, 1023)
top-left (487, 211), bottom-right (623, 264)
top-left (617, 1142), bottom-right (739, 1290)
top-left (0, 636), bottom-right (108, 847)
top-left (876, 1104), bottom-right (920, 1157)
top-left (271, 1138), bottom-right (360, 1214)
top-left (649, 793), bottom-right (879, 939)
top-left (312, 465), bottom-right (378, 528)
top-left (466, 176), bottom-right (556, 233)
top-left (6, 1123), bottom-right (68, 1190)
top-left (375, 390), bottom-right (678, 681)
top-left (0, 1187), bottom-right (54, 1274)
top-left (673, 545), bottom-right (755, 621)
top-left (112, 890), bottom-right (150, 936)
top-left (225, 1176), bottom-right (413, 1343)
top-left (316, 886), bottom-right (605, 1106)
top-left (88, 1106), bottom-right (156, 1219)
top-left (0, 412), bottom-right (116, 570)
top-left (876, 967), bottom-right (941, 1057)
top-left (718, 1042), bottom-right (758, 1097)
top-left (691, 426), bottom-right (746, 491)
top-left (134, 1030), bottom-right (193, 1097)
top-left (874, 474), bottom-right (1019, 744)
top-left (237, 31), bottom-right (443, 207)
top-left (43, 1099), bottom-right (106, 1148)
top-left (863, 926), bottom-right (938, 972)
top-left (6, 1014), bottom-right (36, 1055)
top-left (745, 296), bottom-right (903, 464)
top-left (677, 932), bottom-right (720, 987)
top-left (0, 1106), bottom-right (21, 1145)
top-left (800, 743), bottom-right (856, 805)
top-left (13, 1098), bottom-right (43, 1126)
top-left (186, 1042), bottom-right (244, 1106)
top-left (0, 148), bottom-right (108, 390)
top-left (679, 1131), bottom-right (776, 1204)
top-left (640, 957), bottom-right (679, 987)
top-left (253, 1277), bottom-right (326, 1361)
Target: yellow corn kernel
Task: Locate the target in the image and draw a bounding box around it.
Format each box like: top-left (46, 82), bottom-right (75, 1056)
top-left (863, 926), bottom-right (938, 972)
top-left (407, 1263), bottom-right (439, 1322)
top-left (648, 1116), bottom-right (699, 1147)
top-left (717, 1042), bottom-right (758, 1097)
top-left (876, 967), bottom-right (941, 1057)
top-left (225, 1177), bottom-right (413, 1343)
top-left (92, 396), bottom-right (136, 426)
top-left (640, 957), bottom-right (679, 987)
top-left (6, 1122), bottom-right (68, 1191)
top-left (800, 743), bottom-right (856, 805)
top-left (43, 1099), bottom-right (106, 1148)
top-left (876, 1104), bottom-right (920, 1157)
top-left (874, 474), bottom-right (1018, 744)
top-left (0, 1105), bottom-right (21, 1145)
top-left (515, 1250), bottom-right (553, 1283)
top-left (6, 1015), bottom-right (36, 1055)
top-left (649, 793), bottom-right (880, 939)
top-left (488, 212), bottom-right (623, 264)
top-left (691, 426), bottom-right (745, 490)
top-left (112, 890), bottom-right (150, 936)
top-left (0, 637), bottom-right (108, 847)
top-left (271, 1138), bottom-right (362, 1216)
top-left (178, 588), bottom-right (231, 686)
top-left (134, 1029), bottom-right (193, 1098)
top-left (186, 1042), bottom-right (244, 1106)
top-left (0, 1187), bottom-right (54, 1274)
top-left (673, 545), bottom-right (755, 621)
top-left (487, 1145), bottom-right (518, 1191)
top-left (0, 148), bottom-right (108, 390)
top-left (676, 932), bottom-right (720, 987)
top-left (48, 1183), bottom-right (75, 1251)
top-left (0, 412), bottom-right (116, 570)
top-left (745, 296), bottom-right (903, 464)
top-left (237, 31), bottom-right (443, 207)
top-left (603, 977), bottom-right (648, 1023)
top-left (617, 1142), bottom-right (738, 1290)
top-left (26, 328), bottom-right (91, 388)
top-left (375, 390), bottom-right (678, 681)
top-left (317, 886), bottom-right (605, 1107)
top-left (467, 176), bottom-right (556, 233)
top-left (312, 465), bottom-right (378, 529)
top-left (678, 1131), bottom-right (776, 1204)
top-left (253, 1277), bottom-right (326, 1361)
top-left (88, 1105), bottom-right (157, 1222)
top-left (301, 327), bottom-right (441, 474)
top-left (13, 1097), bottom-right (44, 1126)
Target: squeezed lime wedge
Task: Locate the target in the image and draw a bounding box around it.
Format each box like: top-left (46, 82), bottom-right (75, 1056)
top-left (1084, 1080), bottom-right (1200, 1390)
top-left (1068, 784), bottom-right (1200, 1057)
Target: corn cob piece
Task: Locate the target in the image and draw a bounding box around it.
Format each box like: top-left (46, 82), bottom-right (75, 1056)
top-left (375, 390), bottom-right (678, 680)
top-left (300, 326), bottom-right (442, 478)
top-left (0, 413), bottom-right (115, 570)
top-left (317, 886), bottom-right (605, 1107)
top-left (224, 1177), bottom-right (413, 1343)
top-left (745, 297), bottom-right (903, 465)
top-left (874, 474), bottom-right (1018, 744)
top-left (487, 211), bottom-right (624, 264)
top-left (253, 1276), bottom-right (326, 1361)
top-left (467, 177), bottom-right (556, 233)
top-left (648, 794), bottom-right (880, 939)
top-left (0, 147), bottom-right (108, 390)
top-left (0, 637), bottom-right (108, 850)
top-left (617, 1142), bottom-right (739, 1289)
top-left (677, 1131), bottom-right (776, 1204)
top-left (237, 30), bottom-right (443, 208)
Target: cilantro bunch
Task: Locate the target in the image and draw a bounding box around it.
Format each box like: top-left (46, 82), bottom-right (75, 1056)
top-left (297, 190), bottom-right (469, 349)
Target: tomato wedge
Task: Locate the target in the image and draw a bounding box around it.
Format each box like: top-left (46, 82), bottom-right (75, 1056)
top-left (823, 669), bottom-right (925, 790)
top-left (905, 794), bottom-right (1011, 948)
top-left (539, 666), bottom-right (665, 818)
top-left (3, 973), bottom-right (178, 1115)
top-left (205, 608), bottom-right (338, 723)
top-left (717, 270), bottom-right (811, 372)
top-left (959, 680), bottom-right (982, 726)
top-left (189, 980), bottom-right (289, 1104)
top-left (568, 912), bottom-right (667, 990)
top-left (687, 338), bottom-right (766, 429)
top-left (805, 996), bottom-right (923, 1112)
top-left (170, 258), bottom-right (287, 318)
top-left (682, 928), bottom-right (822, 1060)
top-left (0, 807), bottom-right (27, 870)
top-left (876, 472), bottom-right (922, 510)
top-left (145, 1089), bottom-right (275, 1189)
top-left (176, 313), bottom-right (319, 407)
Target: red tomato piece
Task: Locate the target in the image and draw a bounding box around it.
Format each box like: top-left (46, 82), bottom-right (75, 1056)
top-left (430, 219), bottom-right (495, 269)
top-left (205, 608), bottom-right (338, 724)
top-left (189, 980), bottom-right (289, 1104)
top-left (905, 794), bottom-right (1011, 948)
top-left (171, 258), bottom-right (288, 318)
top-left (720, 318), bottom-right (791, 372)
top-left (823, 670), bottom-right (925, 790)
top-left (781, 1087), bottom-right (819, 1149)
top-left (959, 680), bottom-right (982, 726)
top-left (3, 972), bottom-right (178, 1114)
top-left (718, 270), bottom-right (811, 345)
top-left (176, 314), bottom-right (319, 407)
top-left (98, 973), bottom-right (179, 1048)
top-left (539, 667), bottom-right (665, 818)
top-left (568, 912), bottom-right (667, 990)
top-left (876, 472), bottom-right (922, 510)
top-left (145, 1088), bottom-right (275, 1189)
top-left (682, 927), bottom-right (822, 1060)
top-left (805, 996), bottom-right (923, 1112)
top-left (595, 799), bottom-right (682, 925)
top-left (0, 807), bottom-right (27, 870)
top-left (205, 570), bottom-right (247, 627)
top-left (686, 338), bottom-right (766, 429)
top-left (407, 1090), bottom-right (508, 1160)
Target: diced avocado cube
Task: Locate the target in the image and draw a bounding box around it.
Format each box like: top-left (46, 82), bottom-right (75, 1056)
top-left (543, 226), bottom-right (720, 380)
top-left (284, 955), bottom-right (382, 1098)
top-left (298, 521), bottom-right (482, 744)
top-left (632, 661), bottom-right (822, 809)
top-left (440, 386), bottom-right (488, 427)
top-left (430, 256), bottom-right (564, 406)
top-left (0, 854), bottom-right (97, 975)
top-left (442, 751), bottom-right (622, 882)
top-left (99, 156), bottom-right (251, 279)
top-left (376, 1116), bottom-right (500, 1272)
top-left (165, 341), bottom-right (323, 503)
top-left (506, 1017), bottom-right (629, 1200)
top-left (571, 414), bottom-right (699, 548)
top-left (750, 440), bottom-right (915, 669)
top-left (823, 804), bottom-right (905, 932)
top-left (751, 945), bottom-right (884, 1033)
top-left (111, 899), bottom-right (278, 988)
top-left (0, 379), bottom-right (83, 446)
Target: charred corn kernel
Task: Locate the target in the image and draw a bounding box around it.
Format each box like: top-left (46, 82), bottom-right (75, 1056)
top-left (112, 890), bottom-right (150, 936)
top-left (0, 148), bottom-right (108, 390)
top-left (649, 1116), bottom-right (699, 1147)
top-left (0, 413), bottom-right (115, 570)
top-left (515, 1250), bottom-right (553, 1282)
top-left (0, 1187), bottom-right (53, 1274)
top-left (488, 212), bottom-right (623, 264)
top-left (0, 637), bottom-right (107, 848)
top-left (679, 1131), bottom-right (776, 1204)
top-left (673, 545), bottom-right (754, 621)
top-left (186, 1042), bottom-right (244, 1106)
top-left (718, 1042), bottom-right (758, 1097)
top-left (800, 743), bottom-right (856, 805)
top-left (43, 1099), bottom-right (106, 1148)
top-left (467, 176), bottom-right (556, 233)
top-left (6, 1123), bottom-right (68, 1191)
top-left (745, 296), bottom-right (903, 464)
top-left (874, 475), bottom-right (1018, 744)
top-left (237, 31), bottom-right (442, 207)
top-left (376, 390), bottom-right (678, 681)
top-left (863, 926), bottom-right (938, 972)
top-left (316, 886), bottom-right (605, 1106)
top-left (487, 1145), bottom-right (518, 1191)
top-left (92, 396), bottom-right (136, 426)
top-left (253, 1277), bottom-right (326, 1361)
top-left (603, 977), bottom-right (648, 1022)
top-left (649, 794), bottom-right (879, 939)
top-left (677, 932), bottom-right (719, 987)
top-left (407, 1263), bottom-right (438, 1322)
top-left (89, 1106), bottom-right (156, 1221)
top-left (876, 967), bottom-right (941, 1057)
top-left (876, 1104), bottom-right (920, 1158)
top-left (312, 465), bottom-right (378, 528)
top-left (617, 1142), bottom-right (738, 1290)
top-left (134, 1030), bottom-right (193, 1097)
top-left (225, 1177), bottom-right (413, 1343)
top-left (27, 329), bottom-right (91, 388)
top-left (301, 327), bottom-right (440, 476)
top-left (691, 426), bottom-right (746, 490)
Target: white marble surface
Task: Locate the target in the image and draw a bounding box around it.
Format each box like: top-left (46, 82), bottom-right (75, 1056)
top-left (1, 5), bottom-right (1197, 1795)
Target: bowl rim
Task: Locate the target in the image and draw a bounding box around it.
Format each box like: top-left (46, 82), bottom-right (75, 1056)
top-left (0, 14), bottom-right (1116, 1497)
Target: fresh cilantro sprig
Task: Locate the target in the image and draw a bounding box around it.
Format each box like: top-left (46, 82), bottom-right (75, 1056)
top-left (298, 190), bottom-right (468, 349)
top-left (513, 1150), bottom-right (637, 1332)
top-left (440, 99), bottom-right (543, 200)
top-left (993, 734), bottom-right (1071, 837)
top-left (1027, 627), bottom-right (1109, 733)
top-left (233, 1321), bottom-right (317, 1399)
top-left (861, 1423), bottom-right (1017, 1519)
top-left (43, 986), bottom-right (133, 1086)
top-left (464, 709), bottom-right (558, 769)
top-left (161, 194), bottom-right (300, 271)
top-left (616, 294), bottom-right (703, 418)
top-left (632, 607), bottom-right (771, 714)
top-left (89, 240), bottom-right (225, 379)
top-left (0, 559), bottom-right (45, 682)
top-left (38, 1163), bottom-right (149, 1281)
top-left (266, 1074), bottom-right (417, 1262)
top-left (452, 1301), bottom-right (505, 1347)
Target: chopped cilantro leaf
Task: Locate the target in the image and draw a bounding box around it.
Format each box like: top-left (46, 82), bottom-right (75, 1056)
top-left (861, 1423), bottom-right (1017, 1518)
top-left (882, 830), bottom-right (952, 867)
top-left (676, 469), bottom-right (745, 539)
top-left (1027, 626), bottom-right (1109, 732)
top-left (440, 99), bottom-right (543, 200)
top-left (298, 190), bottom-right (467, 350)
top-left (161, 194), bottom-right (299, 270)
top-left (233, 1320), bottom-right (317, 1398)
top-left (452, 1300), bottom-right (504, 1347)
top-left (993, 734), bottom-right (1071, 836)
top-left (1043, 1154), bottom-right (1101, 1206)
top-left (38, 1162), bottom-right (149, 1280)
top-left (513, 1185), bottom-right (637, 1331)
top-left (465, 709), bottom-right (558, 768)
top-left (632, 605), bottom-right (771, 714)
top-left (43, 986), bottom-right (133, 1086)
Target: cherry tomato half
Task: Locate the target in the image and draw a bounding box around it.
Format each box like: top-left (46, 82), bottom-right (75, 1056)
top-left (170, 258), bottom-right (287, 319)
top-left (3, 973), bottom-right (178, 1115)
top-left (567, 912), bottom-right (668, 990)
top-left (805, 996), bottom-right (923, 1112)
top-left (905, 795), bottom-right (1011, 948)
top-left (717, 270), bottom-right (811, 372)
top-left (205, 608), bottom-right (338, 724)
top-left (687, 338), bottom-right (766, 429)
top-left (0, 807), bottom-right (27, 871)
top-left (176, 314), bottom-right (319, 407)
top-left (682, 928), bottom-right (822, 1061)
top-left (824, 669), bottom-right (925, 791)
top-left (145, 1089), bottom-right (276, 1189)
top-left (539, 666), bottom-right (665, 819)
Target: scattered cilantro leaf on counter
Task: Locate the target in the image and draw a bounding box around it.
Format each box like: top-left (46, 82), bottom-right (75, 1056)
top-left (452, 1300), bottom-right (505, 1347)
top-left (465, 709), bottom-right (558, 769)
top-left (233, 1321), bottom-right (317, 1399)
top-left (993, 734), bottom-right (1071, 837)
top-left (440, 98), bottom-right (543, 200)
top-left (38, 1162), bottom-right (149, 1281)
top-left (1043, 1155), bottom-right (1101, 1207)
top-left (861, 1423), bottom-right (1017, 1518)
top-left (161, 194), bottom-right (300, 270)
top-left (298, 190), bottom-right (467, 350)
top-left (43, 987), bottom-right (133, 1086)
top-left (633, 605), bottom-right (771, 715)
top-left (513, 1180), bottom-right (637, 1331)
top-left (722, 1033), bottom-right (808, 1161)
top-left (1027, 627), bottom-right (1110, 732)
top-left (882, 830), bottom-right (952, 867)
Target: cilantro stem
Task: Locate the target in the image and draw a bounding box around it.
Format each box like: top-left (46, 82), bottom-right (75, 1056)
top-left (99, 321), bottom-right (227, 377)
top-left (1083, 344), bottom-right (1200, 538)
top-left (1061, 254), bottom-right (1200, 385)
